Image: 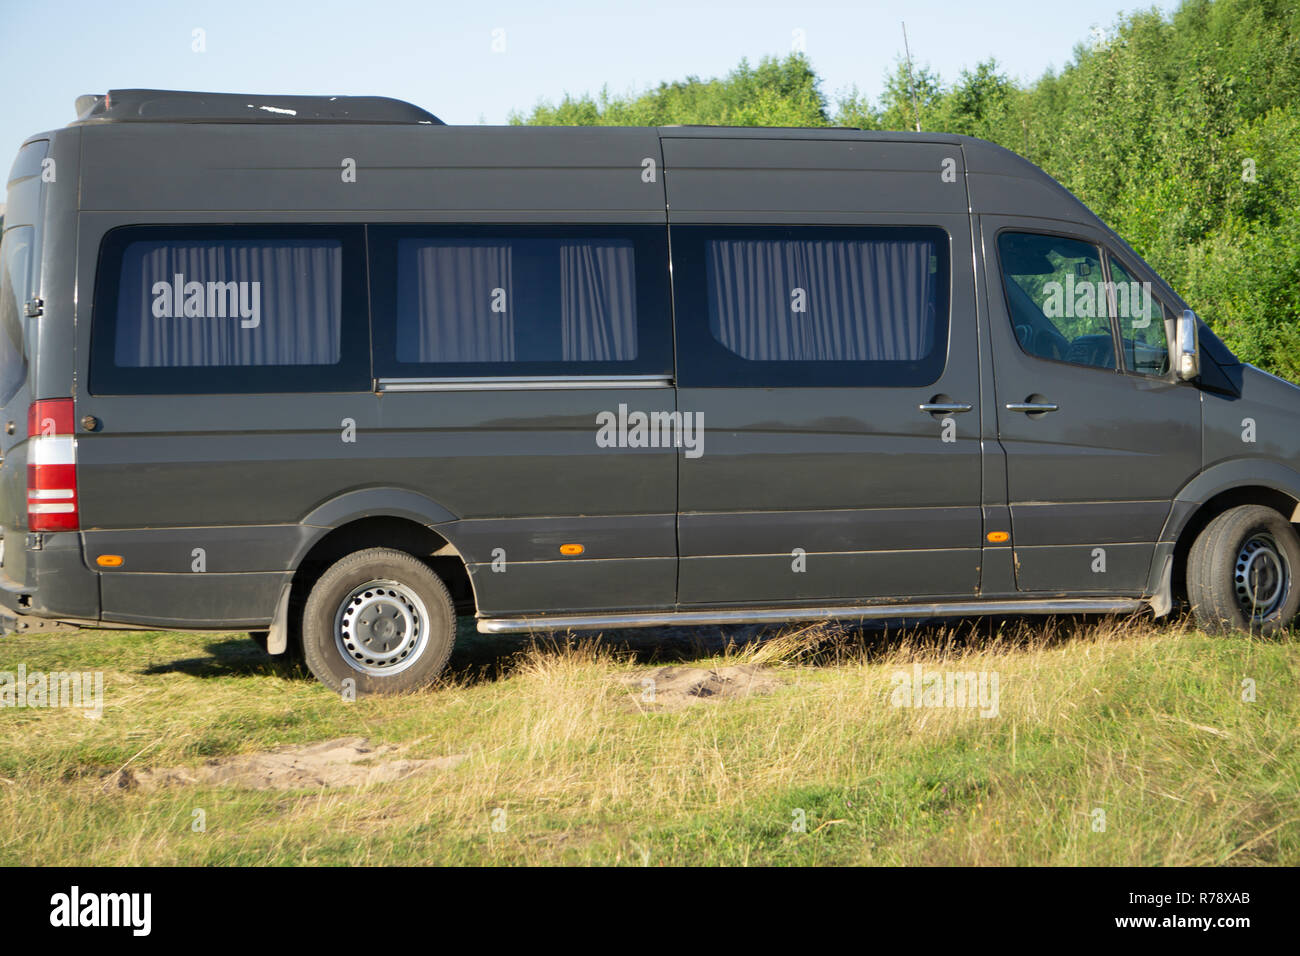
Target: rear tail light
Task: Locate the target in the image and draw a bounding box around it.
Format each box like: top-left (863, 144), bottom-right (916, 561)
top-left (27, 399), bottom-right (78, 532)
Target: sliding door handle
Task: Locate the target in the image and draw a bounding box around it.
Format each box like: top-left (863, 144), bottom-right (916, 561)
top-left (918, 401), bottom-right (973, 414)
top-left (1006, 401), bottom-right (1059, 413)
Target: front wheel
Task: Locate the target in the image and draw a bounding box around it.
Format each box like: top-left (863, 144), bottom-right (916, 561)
top-left (301, 548), bottom-right (456, 695)
top-left (1186, 504), bottom-right (1300, 635)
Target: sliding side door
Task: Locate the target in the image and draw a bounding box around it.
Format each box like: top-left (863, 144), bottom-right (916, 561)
top-left (664, 133), bottom-right (983, 607)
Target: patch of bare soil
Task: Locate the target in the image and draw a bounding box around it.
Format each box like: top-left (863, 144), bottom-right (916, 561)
top-left (111, 737), bottom-right (466, 791)
top-left (621, 664), bottom-right (784, 711)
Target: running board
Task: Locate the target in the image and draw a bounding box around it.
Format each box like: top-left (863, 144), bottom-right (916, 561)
top-left (476, 598), bottom-right (1147, 634)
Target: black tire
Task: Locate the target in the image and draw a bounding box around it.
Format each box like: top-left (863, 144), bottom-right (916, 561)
top-left (301, 548), bottom-right (456, 695)
top-left (1186, 504), bottom-right (1300, 635)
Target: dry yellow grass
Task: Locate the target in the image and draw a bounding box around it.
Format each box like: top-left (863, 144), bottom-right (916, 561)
top-left (0, 614), bottom-right (1295, 865)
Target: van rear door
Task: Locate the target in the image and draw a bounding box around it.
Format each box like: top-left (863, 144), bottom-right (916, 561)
top-left (0, 140), bottom-right (49, 579)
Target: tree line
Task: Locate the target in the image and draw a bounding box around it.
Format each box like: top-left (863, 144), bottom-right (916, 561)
top-left (512, 0), bottom-right (1300, 379)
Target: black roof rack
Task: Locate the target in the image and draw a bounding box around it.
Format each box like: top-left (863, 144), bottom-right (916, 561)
top-left (72, 89), bottom-right (443, 125)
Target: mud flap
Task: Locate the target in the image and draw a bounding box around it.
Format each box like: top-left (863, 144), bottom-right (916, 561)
top-left (266, 582), bottom-right (293, 655)
top-left (1148, 555), bottom-right (1174, 618)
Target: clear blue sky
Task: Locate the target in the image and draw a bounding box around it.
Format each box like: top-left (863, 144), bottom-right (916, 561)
top-left (2, 0), bottom-right (1178, 156)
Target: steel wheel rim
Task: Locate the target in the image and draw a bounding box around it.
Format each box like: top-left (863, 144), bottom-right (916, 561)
top-left (1234, 533), bottom-right (1289, 623)
top-left (334, 579), bottom-right (429, 676)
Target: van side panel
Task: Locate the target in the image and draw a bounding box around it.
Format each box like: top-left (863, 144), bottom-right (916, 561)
top-left (78, 125), bottom-right (663, 221)
top-left (74, 125), bottom-right (676, 626)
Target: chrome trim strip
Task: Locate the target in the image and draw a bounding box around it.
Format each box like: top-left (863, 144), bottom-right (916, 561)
top-left (378, 375), bottom-right (673, 392)
top-left (476, 598), bottom-right (1145, 634)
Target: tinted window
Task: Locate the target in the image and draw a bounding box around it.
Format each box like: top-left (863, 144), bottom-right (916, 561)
top-left (92, 226), bottom-right (370, 394)
top-left (1109, 257), bottom-right (1170, 376)
top-left (114, 239), bottom-right (341, 367)
top-left (0, 227), bottom-right (33, 405)
top-left (371, 226), bottom-right (670, 379)
top-left (998, 232), bottom-right (1115, 370)
top-left (674, 225), bottom-right (949, 387)
top-left (396, 238), bottom-right (635, 363)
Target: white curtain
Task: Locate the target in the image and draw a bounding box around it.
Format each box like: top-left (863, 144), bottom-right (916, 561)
top-left (398, 237), bottom-right (636, 364)
top-left (116, 240), bottom-right (341, 367)
top-left (397, 240), bottom-right (514, 363)
top-left (560, 240), bottom-right (637, 361)
top-left (705, 238), bottom-right (936, 362)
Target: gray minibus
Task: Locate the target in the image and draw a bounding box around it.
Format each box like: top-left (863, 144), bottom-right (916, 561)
top-left (2, 88), bottom-right (1297, 694)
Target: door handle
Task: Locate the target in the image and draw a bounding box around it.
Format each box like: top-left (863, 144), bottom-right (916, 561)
top-left (918, 402), bottom-right (973, 414)
top-left (1006, 401), bottom-right (1059, 413)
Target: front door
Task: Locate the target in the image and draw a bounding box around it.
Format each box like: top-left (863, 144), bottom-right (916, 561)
top-left (980, 216), bottom-right (1202, 594)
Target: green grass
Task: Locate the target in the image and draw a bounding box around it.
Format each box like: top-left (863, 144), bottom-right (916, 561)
top-left (0, 615), bottom-right (1296, 865)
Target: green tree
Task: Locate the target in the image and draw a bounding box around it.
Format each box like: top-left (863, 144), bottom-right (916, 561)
top-left (507, 0), bottom-right (1300, 377)
top-left (511, 54), bottom-right (830, 128)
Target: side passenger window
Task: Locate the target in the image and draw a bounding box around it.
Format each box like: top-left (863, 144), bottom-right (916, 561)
top-left (1108, 257), bottom-right (1170, 376)
top-left (395, 237), bottom-right (636, 364)
top-left (113, 237), bottom-right (343, 367)
top-left (671, 225), bottom-right (951, 388)
top-left (997, 232), bottom-right (1114, 371)
top-left (704, 234), bottom-right (939, 363)
top-left (91, 225), bottom-right (372, 395)
top-left (367, 225), bottom-right (673, 380)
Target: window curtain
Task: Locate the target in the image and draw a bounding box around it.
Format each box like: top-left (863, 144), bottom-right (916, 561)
top-left (115, 240), bottom-right (341, 367)
top-left (397, 240), bottom-right (513, 363)
top-left (706, 238), bottom-right (935, 362)
top-left (559, 240), bottom-right (637, 361)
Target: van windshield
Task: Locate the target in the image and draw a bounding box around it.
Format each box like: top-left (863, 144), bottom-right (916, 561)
top-left (0, 225), bottom-right (32, 405)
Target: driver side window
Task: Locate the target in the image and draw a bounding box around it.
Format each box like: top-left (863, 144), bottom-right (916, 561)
top-left (997, 232), bottom-right (1114, 371)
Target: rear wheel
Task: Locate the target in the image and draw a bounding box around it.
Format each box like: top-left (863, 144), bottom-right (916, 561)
top-left (301, 548), bottom-right (456, 695)
top-left (1187, 504), bottom-right (1300, 635)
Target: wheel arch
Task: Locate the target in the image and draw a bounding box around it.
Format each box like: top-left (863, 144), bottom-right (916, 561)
top-left (267, 490), bottom-right (480, 654)
top-left (1160, 463), bottom-right (1300, 606)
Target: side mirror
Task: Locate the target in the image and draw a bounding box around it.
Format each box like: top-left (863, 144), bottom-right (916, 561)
top-left (1176, 309), bottom-right (1200, 381)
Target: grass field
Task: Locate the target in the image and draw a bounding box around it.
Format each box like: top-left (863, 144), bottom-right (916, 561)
top-left (0, 614), bottom-right (1296, 865)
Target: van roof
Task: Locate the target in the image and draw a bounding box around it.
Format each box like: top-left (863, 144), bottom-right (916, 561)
top-left (63, 90), bottom-right (982, 148)
top-left (71, 89), bottom-right (444, 126)
top-left (66, 90), bottom-right (973, 143)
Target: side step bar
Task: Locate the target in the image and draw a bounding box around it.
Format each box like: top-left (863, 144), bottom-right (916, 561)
top-left (476, 598), bottom-right (1147, 634)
